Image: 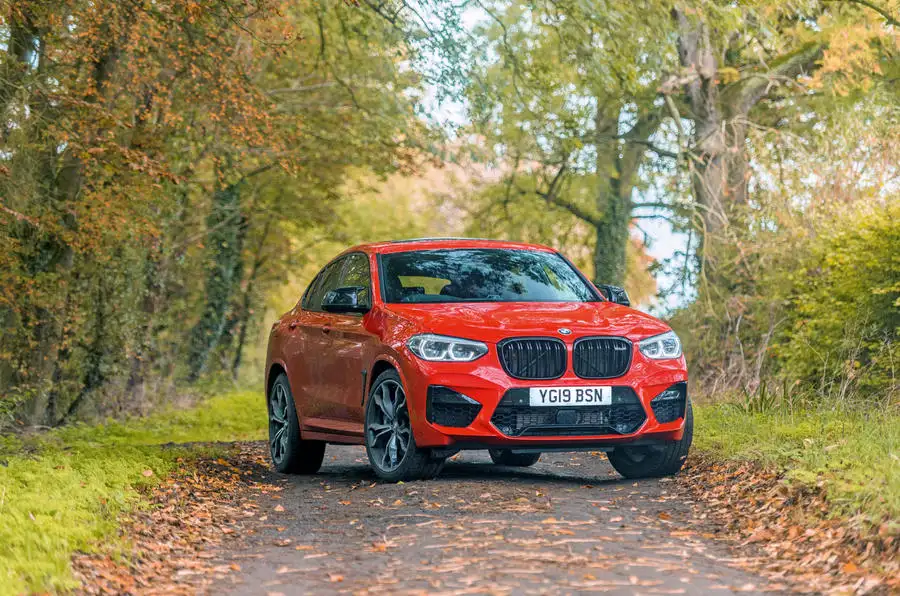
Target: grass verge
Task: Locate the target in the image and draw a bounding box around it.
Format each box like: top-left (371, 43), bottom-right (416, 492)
top-left (0, 391), bottom-right (265, 595)
top-left (693, 403), bottom-right (899, 532)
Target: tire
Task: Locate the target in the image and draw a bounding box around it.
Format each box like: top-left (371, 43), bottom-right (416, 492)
top-left (488, 449), bottom-right (541, 467)
top-left (607, 402), bottom-right (693, 479)
top-left (364, 369), bottom-right (446, 482)
top-left (268, 373), bottom-right (326, 474)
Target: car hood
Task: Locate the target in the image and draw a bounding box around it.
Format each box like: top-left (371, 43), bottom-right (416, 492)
top-left (384, 302), bottom-right (671, 344)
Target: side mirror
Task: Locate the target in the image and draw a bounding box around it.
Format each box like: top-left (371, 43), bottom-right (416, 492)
top-left (594, 283), bottom-right (631, 307)
top-left (322, 286), bottom-right (370, 314)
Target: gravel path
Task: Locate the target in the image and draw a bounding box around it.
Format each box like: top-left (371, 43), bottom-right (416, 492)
top-left (213, 444), bottom-right (775, 595)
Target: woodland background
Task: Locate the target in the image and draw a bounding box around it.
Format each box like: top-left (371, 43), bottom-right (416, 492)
top-left (1, 0), bottom-right (898, 426)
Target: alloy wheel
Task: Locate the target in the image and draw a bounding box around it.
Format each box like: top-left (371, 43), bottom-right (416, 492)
top-left (269, 382), bottom-right (290, 465)
top-left (367, 379), bottom-right (411, 472)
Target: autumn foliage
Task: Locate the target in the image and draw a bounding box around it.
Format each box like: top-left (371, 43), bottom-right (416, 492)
top-left (0, 1), bottom-right (429, 425)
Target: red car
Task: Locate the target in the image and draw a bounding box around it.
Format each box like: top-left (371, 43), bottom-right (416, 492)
top-left (265, 238), bottom-right (691, 482)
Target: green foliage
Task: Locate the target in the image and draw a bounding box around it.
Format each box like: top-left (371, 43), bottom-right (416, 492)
top-left (0, 2), bottom-right (436, 424)
top-left (0, 391), bottom-right (265, 594)
top-left (777, 203), bottom-right (900, 399)
top-left (462, 1), bottom-right (675, 286)
top-left (672, 103), bottom-right (900, 405)
top-left (695, 402), bottom-right (900, 530)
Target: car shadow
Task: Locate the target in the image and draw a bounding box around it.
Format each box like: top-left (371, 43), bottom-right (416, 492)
top-left (301, 459), bottom-right (630, 488)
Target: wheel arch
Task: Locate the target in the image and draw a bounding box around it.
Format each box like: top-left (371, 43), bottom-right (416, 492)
top-left (367, 354), bottom-right (409, 396)
top-left (369, 359), bottom-right (396, 389)
top-left (266, 360), bottom-right (288, 398)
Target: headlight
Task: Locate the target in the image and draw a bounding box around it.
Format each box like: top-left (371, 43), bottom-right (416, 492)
top-left (407, 334), bottom-right (488, 362)
top-left (638, 331), bottom-right (682, 360)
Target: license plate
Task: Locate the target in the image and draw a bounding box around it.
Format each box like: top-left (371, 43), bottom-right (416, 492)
top-left (528, 386), bottom-right (612, 407)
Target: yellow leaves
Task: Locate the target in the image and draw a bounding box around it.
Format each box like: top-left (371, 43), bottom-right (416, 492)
top-left (717, 67), bottom-right (741, 85)
top-left (812, 21), bottom-right (891, 95)
top-left (186, 2), bottom-right (202, 23)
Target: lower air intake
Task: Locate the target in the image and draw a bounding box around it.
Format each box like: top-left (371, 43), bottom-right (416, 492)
top-left (426, 386), bottom-right (482, 427)
top-left (490, 387), bottom-right (646, 437)
top-left (650, 382), bottom-right (687, 423)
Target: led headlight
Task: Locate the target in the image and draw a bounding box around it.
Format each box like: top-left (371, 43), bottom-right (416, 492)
top-left (638, 331), bottom-right (682, 360)
top-left (407, 334), bottom-right (488, 362)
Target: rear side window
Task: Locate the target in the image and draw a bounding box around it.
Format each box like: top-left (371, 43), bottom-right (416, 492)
top-left (304, 258), bottom-right (346, 311)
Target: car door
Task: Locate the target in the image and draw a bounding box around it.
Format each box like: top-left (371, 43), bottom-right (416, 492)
top-left (324, 252), bottom-right (377, 432)
top-left (293, 257), bottom-right (347, 423)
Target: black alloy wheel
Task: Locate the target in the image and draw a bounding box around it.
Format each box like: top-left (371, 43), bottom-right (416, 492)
top-left (365, 369), bottom-right (446, 482)
top-left (268, 373), bottom-right (326, 474)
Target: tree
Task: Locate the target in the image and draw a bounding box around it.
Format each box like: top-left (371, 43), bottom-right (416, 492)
top-left (0, 0), bottom-right (437, 424)
top-left (463, 0), bottom-right (899, 288)
top-left (464, 2), bottom-right (678, 286)
top-left (663, 0), bottom-right (898, 258)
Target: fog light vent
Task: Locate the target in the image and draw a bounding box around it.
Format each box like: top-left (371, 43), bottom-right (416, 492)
top-left (650, 382), bottom-right (687, 423)
top-left (426, 386), bottom-right (482, 427)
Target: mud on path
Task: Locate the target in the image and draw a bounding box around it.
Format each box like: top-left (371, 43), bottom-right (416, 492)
top-left (212, 444), bottom-right (775, 595)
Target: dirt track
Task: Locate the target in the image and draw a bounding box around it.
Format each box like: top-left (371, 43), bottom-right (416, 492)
top-left (213, 444), bottom-right (775, 595)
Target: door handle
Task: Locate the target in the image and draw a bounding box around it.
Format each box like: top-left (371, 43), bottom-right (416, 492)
top-left (288, 321), bottom-right (299, 330)
top-left (321, 326), bottom-right (331, 334)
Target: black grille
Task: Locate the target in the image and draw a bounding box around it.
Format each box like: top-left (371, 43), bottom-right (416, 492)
top-left (651, 382), bottom-right (687, 423)
top-left (490, 387), bottom-right (646, 437)
top-left (498, 338), bottom-right (566, 380)
top-left (426, 386), bottom-right (482, 427)
top-left (573, 337), bottom-right (632, 379)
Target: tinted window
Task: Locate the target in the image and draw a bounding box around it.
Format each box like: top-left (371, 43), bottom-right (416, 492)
top-left (300, 272), bottom-right (322, 309)
top-left (340, 253), bottom-right (371, 307)
top-left (305, 258), bottom-right (346, 311)
top-left (380, 249), bottom-right (598, 303)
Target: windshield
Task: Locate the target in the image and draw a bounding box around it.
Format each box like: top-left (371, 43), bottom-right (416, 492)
top-left (379, 248), bottom-right (599, 303)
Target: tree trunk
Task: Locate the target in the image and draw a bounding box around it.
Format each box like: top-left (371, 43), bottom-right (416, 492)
top-left (13, 9), bottom-right (127, 424)
top-left (230, 216), bottom-right (272, 378)
top-left (673, 9), bottom-right (731, 237)
top-left (187, 182), bottom-right (247, 381)
top-left (593, 179), bottom-right (631, 286)
top-left (592, 102), bottom-right (660, 286)
top-left (592, 104), bottom-right (628, 285)
top-left (673, 8), bottom-right (824, 247)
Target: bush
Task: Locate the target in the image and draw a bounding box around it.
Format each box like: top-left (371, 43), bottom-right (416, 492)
top-left (673, 199), bottom-right (899, 406)
top-left (776, 202), bottom-right (899, 402)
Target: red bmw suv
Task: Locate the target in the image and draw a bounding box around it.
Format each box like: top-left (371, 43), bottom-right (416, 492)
top-left (265, 238), bottom-right (691, 482)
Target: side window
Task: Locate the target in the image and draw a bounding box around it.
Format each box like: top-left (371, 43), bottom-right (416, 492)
top-left (340, 253), bottom-right (371, 307)
top-left (300, 273), bottom-right (321, 309)
top-left (305, 258), bottom-right (346, 311)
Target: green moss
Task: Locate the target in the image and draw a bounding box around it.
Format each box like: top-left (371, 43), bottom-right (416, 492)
top-left (694, 403), bottom-right (900, 529)
top-left (0, 391), bottom-right (266, 595)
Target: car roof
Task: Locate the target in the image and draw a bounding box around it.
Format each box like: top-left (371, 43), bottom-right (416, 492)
top-left (345, 237), bottom-right (559, 255)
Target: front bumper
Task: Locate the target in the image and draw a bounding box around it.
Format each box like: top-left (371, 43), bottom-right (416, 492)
top-left (398, 347), bottom-right (688, 449)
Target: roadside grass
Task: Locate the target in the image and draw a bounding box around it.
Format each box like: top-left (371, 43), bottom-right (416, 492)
top-left (0, 390), bottom-right (265, 595)
top-left (693, 403), bottom-right (900, 531)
